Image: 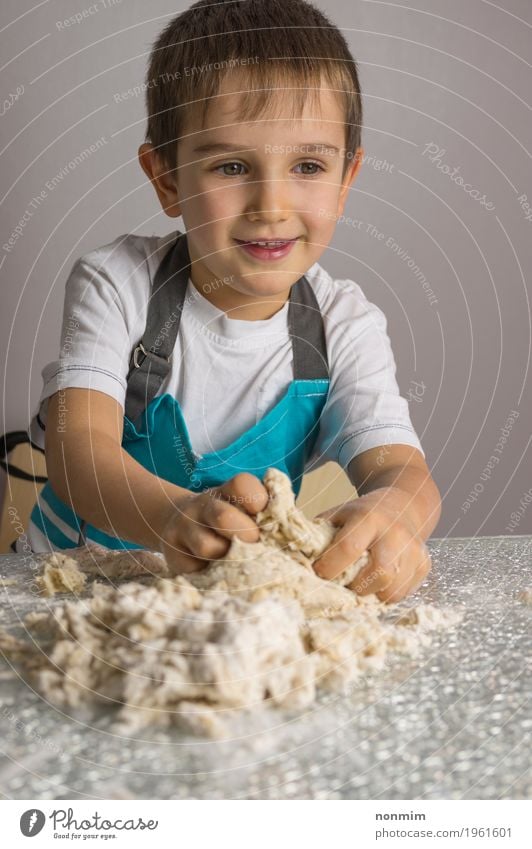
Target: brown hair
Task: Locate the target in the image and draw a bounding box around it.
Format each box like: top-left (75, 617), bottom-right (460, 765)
top-left (144, 0), bottom-right (362, 177)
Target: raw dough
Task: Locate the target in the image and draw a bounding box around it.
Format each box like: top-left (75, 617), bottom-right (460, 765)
top-left (0, 468), bottom-right (462, 737)
top-left (393, 603), bottom-right (464, 631)
top-left (32, 546), bottom-right (169, 596)
top-left (517, 588), bottom-right (532, 606)
top-left (256, 467), bottom-right (369, 586)
top-left (0, 577), bottom-right (17, 587)
top-left (62, 544), bottom-right (169, 580)
top-left (34, 552), bottom-right (87, 596)
top-left (186, 537), bottom-right (359, 619)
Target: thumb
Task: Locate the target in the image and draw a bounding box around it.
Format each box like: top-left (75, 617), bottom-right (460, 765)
top-left (315, 504), bottom-right (345, 526)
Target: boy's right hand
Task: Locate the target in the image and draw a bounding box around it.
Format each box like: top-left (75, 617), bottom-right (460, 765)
top-left (159, 473), bottom-right (269, 575)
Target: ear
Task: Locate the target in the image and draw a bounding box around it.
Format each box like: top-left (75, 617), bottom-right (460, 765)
top-left (138, 143), bottom-right (182, 218)
top-left (336, 147), bottom-right (364, 218)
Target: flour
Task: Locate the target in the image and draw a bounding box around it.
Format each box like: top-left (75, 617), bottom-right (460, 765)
top-left (0, 468), bottom-right (462, 737)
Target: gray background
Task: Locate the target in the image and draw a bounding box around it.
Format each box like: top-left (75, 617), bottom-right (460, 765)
top-left (1, 0), bottom-right (531, 537)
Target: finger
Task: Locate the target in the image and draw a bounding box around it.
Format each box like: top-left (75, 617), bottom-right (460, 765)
top-left (162, 540), bottom-right (209, 575)
top-left (314, 513), bottom-right (376, 580)
top-left (204, 496), bottom-right (261, 543)
top-left (349, 560), bottom-right (395, 596)
top-left (316, 501), bottom-right (355, 524)
top-left (347, 551), bottom-right (391, 595)
top-left (350, 536), bottom-right (401, 596)
top-left (376, 568), bottom-right (413, 603)
top-left (402, 547), bottom-right (432, 598)
top-left (216, 473), bottom-right (269, 516)
top-left (376, 544), bottom-right (430, 604)
top-left (185, 524), bottom-right (231, 561)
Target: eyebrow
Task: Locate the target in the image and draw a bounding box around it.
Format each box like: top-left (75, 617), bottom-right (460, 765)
top-left (191, 142), bottom-right (340, 154)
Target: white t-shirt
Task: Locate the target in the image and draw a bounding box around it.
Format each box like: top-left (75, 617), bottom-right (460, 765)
top-left (31, 229), bottom-right (424, 471)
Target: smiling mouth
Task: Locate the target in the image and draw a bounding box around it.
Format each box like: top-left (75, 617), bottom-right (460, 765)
top-left (233, 237), bottom-right (300, 247)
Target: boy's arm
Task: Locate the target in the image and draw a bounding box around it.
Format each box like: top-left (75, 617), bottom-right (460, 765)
top-left (45, 388), bottom-right (191, 550)
top-left (45, 388), bottom-right (266, 563)
top-left (313, 444), bottom-right (442, 602)
top-left (347, 444), bottom-right (442, 540)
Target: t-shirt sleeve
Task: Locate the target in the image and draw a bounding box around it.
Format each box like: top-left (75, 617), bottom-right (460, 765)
top-left (36, 255), bottom-right (135, 427)
top-left (308, 283), bottom-right (424, 471)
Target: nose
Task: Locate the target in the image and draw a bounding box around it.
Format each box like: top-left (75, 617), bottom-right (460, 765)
top-left (246, 174), bottom-right (290, 223)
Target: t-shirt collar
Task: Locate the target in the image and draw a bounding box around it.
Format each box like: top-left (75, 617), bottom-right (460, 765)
top-left (184, 276), bottom-right (290, 341)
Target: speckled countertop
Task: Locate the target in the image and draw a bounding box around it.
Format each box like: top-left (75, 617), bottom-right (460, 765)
top-left (0, 535), bottom-right (530, 800)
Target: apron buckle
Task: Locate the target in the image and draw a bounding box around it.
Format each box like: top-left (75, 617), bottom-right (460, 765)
top-left (132, 342), bottom-right (171, 369)
top-left (132, 342), bottom-right (148, 368)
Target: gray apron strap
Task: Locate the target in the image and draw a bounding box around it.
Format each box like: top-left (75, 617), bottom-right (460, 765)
top-left (124, 232), bottom-right (190, 424)
top-left (288, 276), bottom-right (329, 380)
top-left (124, 231), bottom-right (329, 425)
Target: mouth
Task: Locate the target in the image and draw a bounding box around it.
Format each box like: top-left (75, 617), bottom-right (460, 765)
top-left (234, 237), bottom-right (300, 246)
top-left (233, 237), bottom-right (300, 261)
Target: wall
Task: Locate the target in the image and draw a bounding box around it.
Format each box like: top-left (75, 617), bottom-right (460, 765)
top-left (1, 0), bottom-right (531, 536)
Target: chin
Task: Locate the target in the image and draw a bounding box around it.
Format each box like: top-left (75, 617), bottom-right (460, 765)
top-left (236, 280), bottom-right (296, 298)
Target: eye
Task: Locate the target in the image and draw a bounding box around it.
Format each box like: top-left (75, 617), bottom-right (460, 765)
top-left (211, 160), bottom-right (326, 177)
top-left (294, 160), bottom-right (325, 176)
top-left (213, 162), bottom-right (247, 177)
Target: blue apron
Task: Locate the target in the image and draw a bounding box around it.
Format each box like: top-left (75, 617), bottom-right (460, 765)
top-left (30, 231), bottom-right (330, 550)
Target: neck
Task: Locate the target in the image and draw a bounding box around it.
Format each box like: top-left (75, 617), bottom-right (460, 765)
top-left (190, 268), bottom-right (291, 321)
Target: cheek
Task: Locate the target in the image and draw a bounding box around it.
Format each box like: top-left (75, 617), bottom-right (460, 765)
top-left (198, 185), bottom-right (246, 232)
top-left (181, 189), bottom-right (238, 271)
top-left (303, 184), bottom-right (346, 225)
top-left (305, 214), bottom-right (337, 246)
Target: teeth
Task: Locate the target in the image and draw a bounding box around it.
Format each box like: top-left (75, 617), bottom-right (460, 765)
top-left (249, 240), bottom-right (287, 246)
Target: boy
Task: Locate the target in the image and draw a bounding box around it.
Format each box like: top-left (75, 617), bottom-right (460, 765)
top-left (26, 0), bottom-right (441, 603)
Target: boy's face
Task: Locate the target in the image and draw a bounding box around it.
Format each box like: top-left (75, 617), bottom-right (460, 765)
top-left (140, 76), bottom-right (362, 318)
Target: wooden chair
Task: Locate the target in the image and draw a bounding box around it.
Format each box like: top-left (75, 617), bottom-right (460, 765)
top-left (296, 461), bottom-right (358, 516)
top-left (0, 438), bottom-right (47, 553)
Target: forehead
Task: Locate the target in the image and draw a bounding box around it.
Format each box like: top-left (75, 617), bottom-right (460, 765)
top-left (181, 73), bottom-right (346, 146)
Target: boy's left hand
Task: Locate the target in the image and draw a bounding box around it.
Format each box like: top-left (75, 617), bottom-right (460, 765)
top-left (312, 486), bottom-right (432, 603)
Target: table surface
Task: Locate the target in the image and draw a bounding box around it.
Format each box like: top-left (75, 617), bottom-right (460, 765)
top-left (0, 535), bottom-right (530, 800)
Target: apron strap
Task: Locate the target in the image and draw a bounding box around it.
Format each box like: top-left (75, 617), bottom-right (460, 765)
top-left (288, 275), bottom-right (329, 381)
top-left (124, 233), bottom-right (189, 423)
top-left (124, 231), bottom-right (329, 424)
